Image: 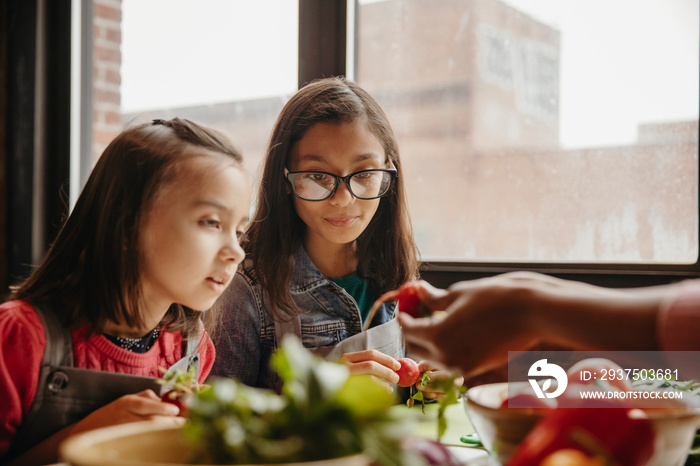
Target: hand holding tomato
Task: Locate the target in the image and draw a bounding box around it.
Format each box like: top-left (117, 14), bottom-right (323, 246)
top-left (395, 282), bottom-right (433, 318)
top-left (338, 350), bottom-right (401, 391)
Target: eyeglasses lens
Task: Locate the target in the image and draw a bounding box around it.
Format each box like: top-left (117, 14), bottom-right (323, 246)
top-left (349, 171), bottom-right (389, 199)
top-left (292, 173), bottom-right (335, 200)
top-left (291, 170), bottom-right (392, 201)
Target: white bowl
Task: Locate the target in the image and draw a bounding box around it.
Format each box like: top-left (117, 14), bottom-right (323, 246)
top-left (464, 382), bottom-right (700, 466)
top-left (60, 419), bottom-right (371, 466)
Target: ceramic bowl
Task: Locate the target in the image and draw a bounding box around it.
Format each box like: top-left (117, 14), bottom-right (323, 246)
top-left (59, 419), bottom-right (371, 466)
top-left (464, 382), bottom-right (700, 466)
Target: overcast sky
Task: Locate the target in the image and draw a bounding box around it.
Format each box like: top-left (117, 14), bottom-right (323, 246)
top-left (121, 0), bottom-right (699, 148)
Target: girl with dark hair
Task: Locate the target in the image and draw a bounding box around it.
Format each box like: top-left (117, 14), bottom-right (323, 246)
top-left (211, 77), bottom-right (420, 391)
top-left (0, 118), bottom-right (250, 465)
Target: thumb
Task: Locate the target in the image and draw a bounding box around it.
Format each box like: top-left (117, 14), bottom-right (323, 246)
top-left (414, 280), bottom-right (452, 311)
top-left (398, 312), bottom-right (437, 340)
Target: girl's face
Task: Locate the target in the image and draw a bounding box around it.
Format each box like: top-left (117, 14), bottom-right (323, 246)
top-left (139, 154), bottom-right (250, 316)
top-left (288, 120), bottom-right (386, 252)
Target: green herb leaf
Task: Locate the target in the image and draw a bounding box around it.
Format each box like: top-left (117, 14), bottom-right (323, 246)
top-left (184, 335), bottom-right (416, 465)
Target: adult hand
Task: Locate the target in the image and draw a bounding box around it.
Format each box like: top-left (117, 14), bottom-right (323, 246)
top-left (339, 349), bottom-right (401, 391)
top-left (415, 361), bottom-right (464, 399)
top-left (398, 274), bottom-right (547, 378)
top-left (399, 272), bottom-right (665, 379)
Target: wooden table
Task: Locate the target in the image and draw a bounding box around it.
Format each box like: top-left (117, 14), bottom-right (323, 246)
top-left (392, 400), bottom-right (491, 464)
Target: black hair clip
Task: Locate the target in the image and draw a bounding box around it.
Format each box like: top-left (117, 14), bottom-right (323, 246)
top-left (152, 119), bottom-right (166, 126)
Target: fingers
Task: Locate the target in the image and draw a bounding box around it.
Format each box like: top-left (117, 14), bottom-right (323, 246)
top-left (403, 342), bottom-right (440, 369)
top-left (417, 360), bottom-right (434, 373)
top-left (398, 313), bottom-right (442, 346)
top-left (339, 350), bottom-right (401, 384)
top-left (122, 391), bottom-right (180, 417)
top-left (347, 361), bottom-right (400, 384)
top-left (368, 375), bottom-right (395, 393)
top-left (340, 349), bottom-right (401, 370)
top-left (414, 280), bottom-right (450, 311)
top-left (134, 389), bottom-right (161, 401)
top-left (69, 390), bottom-right (180, 436)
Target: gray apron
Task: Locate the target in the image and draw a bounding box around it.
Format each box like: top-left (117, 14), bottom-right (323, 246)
top-left (4, 306), bottom-right (200, 462)
top-left (273, 313), bottom-right (404, 361)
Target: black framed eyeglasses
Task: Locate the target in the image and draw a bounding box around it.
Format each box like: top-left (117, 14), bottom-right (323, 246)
top-left (285, 164), bottom-right (397, 201)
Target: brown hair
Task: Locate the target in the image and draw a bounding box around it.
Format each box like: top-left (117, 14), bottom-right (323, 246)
top-left (245, 76), bottom-right (419, 317)
top-left (11, 117), bottom-right (243, 335)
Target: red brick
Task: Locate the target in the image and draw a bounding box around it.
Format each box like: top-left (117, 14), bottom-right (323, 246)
top-left (94, 45), bottom-right (120, 63)
top-left (104, 69), bottom-right (121, 85)
top-left (94, 4), bottom-right (121, 22)
top-left (93, 129), bottom-right (119, 145)
top-left (94, 89), bottom-right (120, 105)
top-left (105, 27), bottom-right (121, 43)
top-left (104, 111), bottom-right (122, 126)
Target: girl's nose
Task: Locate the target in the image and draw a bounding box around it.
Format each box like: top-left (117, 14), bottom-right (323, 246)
top-left (329, 180), bottom-right (355, 207)
top-left (222, 233), bottom-right (245, 263)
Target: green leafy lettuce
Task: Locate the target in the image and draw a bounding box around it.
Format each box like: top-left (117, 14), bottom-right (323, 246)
top-left (183, 335), bottom-right (424, 465)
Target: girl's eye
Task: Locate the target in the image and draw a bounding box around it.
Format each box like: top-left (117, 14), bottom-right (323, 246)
top-left (307, 173), bottom-right (331, 182)
top-left (201, 219), bottom-right (221, 228)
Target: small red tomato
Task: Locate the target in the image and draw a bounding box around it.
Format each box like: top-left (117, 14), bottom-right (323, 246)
top-left (396, 282), bottom-right (431, 318)
top-left (396, 358), bottom-right (421, 387)
top-left (161, 389), bottom-right (186, 416)
top-left (508, 407), bottom-right (654, 466)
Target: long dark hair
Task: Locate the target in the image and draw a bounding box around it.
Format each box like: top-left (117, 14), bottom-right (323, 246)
top-left (11, 118), bottom-right (244, 335)
top-left (245, 76), bottom-right (419, 317)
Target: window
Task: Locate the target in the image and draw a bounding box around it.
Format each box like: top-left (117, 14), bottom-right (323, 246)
top-left (92, 0), bottom-right (299, 184)
top-left (355, 0), bottom-right (699, 266)
top-left (82, 0), bottom-right (700, 285)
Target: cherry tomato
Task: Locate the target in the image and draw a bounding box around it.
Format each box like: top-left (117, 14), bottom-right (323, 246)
top-left (396, 358), bottom-right (421, 387)
top-left (161, 389), bottom-right (187, 416)
top-left (508, 407), bottom-right (654, 466)
top-left (395, 282), bottom-right (431, 318)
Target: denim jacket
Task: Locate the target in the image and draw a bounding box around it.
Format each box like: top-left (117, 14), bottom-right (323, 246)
top-left (210, 245), bottom-right (397, 390)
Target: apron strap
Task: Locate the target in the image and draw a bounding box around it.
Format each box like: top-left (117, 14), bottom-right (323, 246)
top-left (184, 323), bottom-right (202, 357)
top-left (33, 304), bottom-right (73, 367)
top-left (159, 321), bottom-right (203, 392)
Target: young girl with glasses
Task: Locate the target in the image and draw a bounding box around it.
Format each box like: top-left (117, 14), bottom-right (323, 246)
top-left (211, 77), bottom-right (420, 391)
top-left (0, 118), bottom-right (250, 465)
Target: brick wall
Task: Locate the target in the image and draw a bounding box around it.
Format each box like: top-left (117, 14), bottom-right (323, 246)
top-left (92, 0), bottom-right (122, 162)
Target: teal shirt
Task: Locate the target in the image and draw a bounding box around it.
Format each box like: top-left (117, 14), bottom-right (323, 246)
top-left (329, 273), bottom-right (374, 324)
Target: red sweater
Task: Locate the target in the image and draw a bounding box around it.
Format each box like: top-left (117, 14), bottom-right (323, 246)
top-left (0, 300), bottom-right (215, 456)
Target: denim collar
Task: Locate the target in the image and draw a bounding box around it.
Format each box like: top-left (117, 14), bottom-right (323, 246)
top-left (289, 243), bottom-right (331, 292)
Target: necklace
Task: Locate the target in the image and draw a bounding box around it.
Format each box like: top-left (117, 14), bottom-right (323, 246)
top-left (105, 327), bottom-right (161, 353)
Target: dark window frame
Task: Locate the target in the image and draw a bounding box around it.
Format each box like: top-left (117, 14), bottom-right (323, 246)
top-left (3, 0), bottom-right (72, 291)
